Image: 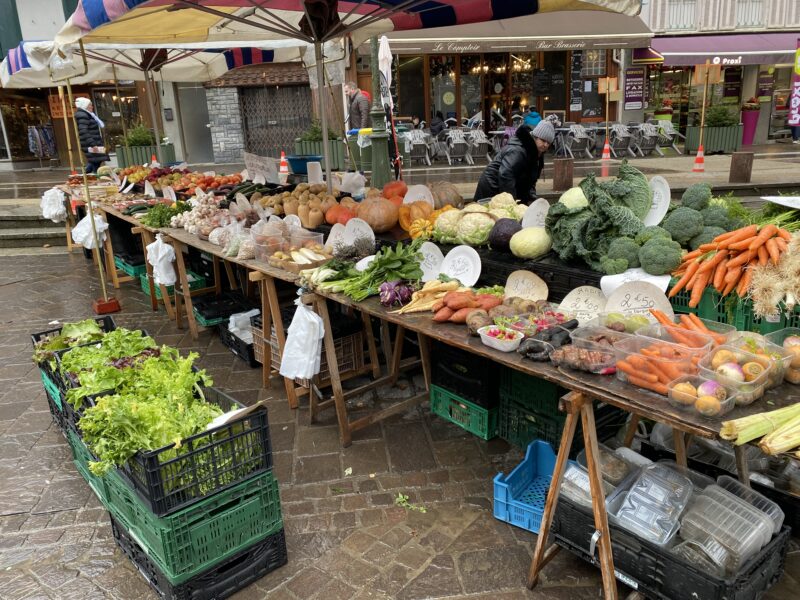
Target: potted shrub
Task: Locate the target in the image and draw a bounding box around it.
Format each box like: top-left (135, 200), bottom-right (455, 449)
top-left (294, 120), bottom-right (345, 171)
top-left (115, 123), bottom-right (176, 168)
top-left (685, 105), bottom-right (742, 154)
top-left (741, 97), bottom-right (761, 146)
top-left (654, 98), bottom-right (674, 121)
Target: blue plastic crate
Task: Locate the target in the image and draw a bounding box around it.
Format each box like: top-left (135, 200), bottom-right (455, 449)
top-left (493, 440), bottom-right (556, 534)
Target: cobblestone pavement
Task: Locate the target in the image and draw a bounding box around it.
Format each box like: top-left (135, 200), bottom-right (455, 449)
top-left (1, 252), bottom-right (798, 599)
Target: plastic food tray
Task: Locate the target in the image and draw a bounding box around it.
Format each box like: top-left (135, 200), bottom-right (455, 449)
top-left (562, 327), bottom-right (630, 374)
top-left (728, 333), bottom-right (792, 388)
top-left (717, 475), bottom-right (784, 534)
top-left (576, 442), bottom-right (634, 486)
top-left (702, 485), bottom-right (774, 548)
top-left (613, 335), bottom-right (700, 394)
top-left (635, 323), bottom-right (714, 354)
top-left (698, 344), bottom-right (772, 405)
top-left (559, 462), bottom-right (613, 509)
top-left (666, 375), bottom-right (738, 419)
top-left (765, 327), bottom-right (800, 385)
top-left (585, 311), bottom-right (655, 333)
top-left (670, 315), bottom-right (737, 343)
top-left (606, 463), bottom-right (693, 546)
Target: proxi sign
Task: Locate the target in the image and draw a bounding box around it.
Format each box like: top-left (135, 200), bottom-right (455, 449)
top-left (712, 55), bottom-right (742, 66)
top-left (788, 39), bottom-right (800, 126)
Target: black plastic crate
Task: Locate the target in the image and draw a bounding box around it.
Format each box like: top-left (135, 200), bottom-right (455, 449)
top-left (551, 495), bottom-right (790, 600)
top-left (118, 387), bottom-right (273, 517)
top-left (527, 254), bottom-right (603, 304)
top-left (44, 385), bottom-right (66, 437)
top-left (251, 304), bottom-right (363, 340)
top-left (218, 322), bottom-right (258, 368)
top-left (191, 294), bottom-right (254, 328)
top-left (431, 341), bottom-right (502, 408)
top-left (638, 440), bottom-right (800, 538)
top-left (110, 515), bottom-right (288, 600)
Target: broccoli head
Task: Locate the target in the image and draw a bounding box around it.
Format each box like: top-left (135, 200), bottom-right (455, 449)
top-left (602, 237), bottom-right (641, 275)
top-left (634, 225), bottom-right (672, 246)
top-left (700, 205), bottom-right (731, 230)
top-left (681, 183), bottom-right (713, 211)
top-left (600, 257), bottom-right (629, 275)
top-left (662, 206), bottom-right (704, 245)
top-left (689, 226), bottom-right (727, 250)
top-left (639, 237), bottom-right (684, 276)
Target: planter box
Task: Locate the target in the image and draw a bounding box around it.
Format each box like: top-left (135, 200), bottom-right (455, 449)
top-left (293, 138), bottom-right (345, 171)
top-left (115, 144), bottom-right (176, 168)
top-left (684, 124), bottom-right (743, 154)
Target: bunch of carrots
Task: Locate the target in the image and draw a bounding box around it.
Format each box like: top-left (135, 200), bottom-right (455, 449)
top-left (668, 224), bottom-right (792, 307)
top-left (650, 309), bottom-right (728, 346)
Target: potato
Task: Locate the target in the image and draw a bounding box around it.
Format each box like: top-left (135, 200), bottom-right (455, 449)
top-left (466, 310), bottom-right (491, 336)
top-left (295, 183), bottom-right (309, 192)
top-left (516, 300), bottom-right (540, 314)
top-left (503, 296), bottom-right (522, 307)
top-left (309, 183), bottom-right (326, 195)
top-left (489, 305), bottom-right (519, 320)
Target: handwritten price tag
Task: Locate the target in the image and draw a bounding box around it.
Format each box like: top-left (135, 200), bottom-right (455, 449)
top-left (419, 242), bottom-right (444, 282)
top-left (600, 268), bottom-right (670, 297)
top-left (253, 171), bottom-right (266, 185)
top-left (162, 185), bottom-right (177, 202)
top-left (558, 286), bottom-right (607, 323)
top-left (521, 198), bottom-right (550, 228)
top-left (143, 180), bottom-right (156, 198)
top-left (644, 176), bottom-right (671, 226)
top-left (122, 181), bottom-right (135, 194)
top-left (118, 176), bottom-right (128, 192)
top-left (605, 281), bottom-right (674, 321)
top-left (505, 270), bottom-right (548, 301)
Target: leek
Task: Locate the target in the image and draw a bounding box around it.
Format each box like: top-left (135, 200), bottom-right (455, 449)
top-left (759, 414), bottom-right (800, 455)
top-left (719, 403), bottom-right (800, 445)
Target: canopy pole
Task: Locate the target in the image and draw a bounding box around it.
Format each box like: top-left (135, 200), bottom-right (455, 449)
top-left (143, 68), bottom-right (163, 164)
top-left (57, 86), bottom-right (76, 173)
top-left (698, 59), bottom-right (710, 150)
top-left (315, 42), bottom-right (333, 193)
top-left (65, 79), bottom-right (110, 303)
top-left (111, 63), bottom-right (130, 148)
top-left (368, 36), bottom-right (390, 189)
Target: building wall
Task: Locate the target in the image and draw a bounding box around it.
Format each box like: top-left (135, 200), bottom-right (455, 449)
top-left (206, 87), bottom-right (244, 164)
top-left (647, 0), bottom-right (800, 33)
top-left (159, 83), bottom-right (185, 162)
top-left (15, 0), bottom-right (66, 40)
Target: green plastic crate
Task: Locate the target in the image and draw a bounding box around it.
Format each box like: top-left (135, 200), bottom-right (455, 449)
top-left (499, 371), bottom-right (565, 419)
top-left (139, 270), bottom-right (206, 300)
top-left (67, 432), bottom-right (282, 584)
top-left (40, 369), bottom-right (62, 411)
top-left (114, 255), bottom-right (147, 278)
top-left (732, 300), bottom-right (800, 335)
top-left (192, 310), bottom-right (227, 328)
top-left (668, 277), bottom-right (729, 324)
top-left (430, 384), bottom-right (498, 440)
top-left (498, 395), bottom-right (566, 450)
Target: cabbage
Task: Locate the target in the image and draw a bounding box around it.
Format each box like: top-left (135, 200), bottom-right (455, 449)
top-left (489, 192), bottom-right (516, 209)
top-left (456, 212), bottom-right (495, 246)
top-left (558, 187), bottom-right (588, 210)
top-left (509, 227), bottom-right (551, 259)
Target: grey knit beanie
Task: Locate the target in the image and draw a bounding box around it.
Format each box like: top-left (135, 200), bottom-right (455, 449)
top-left (532, 120), bottom-right (555, 144)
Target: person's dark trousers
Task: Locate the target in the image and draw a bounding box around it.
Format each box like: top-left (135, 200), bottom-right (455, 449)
top-left (84, 158), bottom-right (100, 174)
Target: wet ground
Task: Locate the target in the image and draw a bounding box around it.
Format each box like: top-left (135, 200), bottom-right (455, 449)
top-left (1, 251), bottom-right (799, 599)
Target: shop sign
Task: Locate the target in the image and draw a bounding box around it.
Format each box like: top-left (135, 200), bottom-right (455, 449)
top-left (534, 40), bottom-right (587, 50)
top-left (623, 67), bottom-right (645, 110)
top-left (569, 51), bottom-right (583, 112)
top-left (712, 55), bottom-right (742, 66)
top-left (789, 40), bottom-right (800, 126)
top-left (431, 42), bottom-right (480, 53)
top-left (49, 94), bottom-right (89, 119)
top-left (757, 70), bottom-right (775, 100)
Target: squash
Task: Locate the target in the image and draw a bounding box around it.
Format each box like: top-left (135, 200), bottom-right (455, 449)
top-left (325, 204), bottom-right (342, 225)
top-left (297, 203), bottom-right (311, 228)
top-left (429, 181), bottom-right (464, 209)
top-left (357, 197), bottom-right (399, 233)
top-left (320, 196), bottom-right (337, 214)
top-left (409, 218), bottom-right (433, 240)
top-left (366, 187), bottom-right (383, 198)
top-left (308, 208), bottom-right (324, 229)
top-left (283, 197), bottom-right (299, 216)
top-left (337, 207), bottom-right (356, 225)
top-left (388, 195), bottom-right (404, 207)
top-left (340, 196), bottom-right (359, 211)
top-left (383, 180), bottom-right (408, 199)
top-left (398, 201), bottom-right (434, 231)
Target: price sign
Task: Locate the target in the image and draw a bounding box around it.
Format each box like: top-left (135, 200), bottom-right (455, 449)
top-left (343, 218), bottom-right (375, 245)
top-left (600, 268), bottom-right (671, 297)
top-left (419, 242), bottom-right (444, 282)
top-left (253, 172), bottom-right (266, 185)
top-left (122, 181), bottom-right (136, 194)
top-left (111, 171), bottom-right (121, 186)
top-left (162, 186), bottom-right (177, 202)
top-left (521, 198), bottom-right (550, 228)
top-left (605, 281), bottom-right (674, 321)
top-left (644, 176), bottom-right (670, 226)
top-left (243, 152), bottom-right (279, 184)
top-left (240, 168), bottom-right (250, 181)
top-left (144, 180), bottom-right (156, 198)
top-left (558, 286), bottom-right (607, 324)
top-left (324, 223), bottom-right (346, 251)
top-left (505, 270), bottom-right (548, 301)
top-left (118, 176), bottom-right (128, 192)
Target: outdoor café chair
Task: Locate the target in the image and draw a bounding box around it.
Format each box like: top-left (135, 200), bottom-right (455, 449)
top-left (631, 122), bottom-right (660, 157)
top-left (654, 120), bottom-right (685, 155)
top-left (406, 129), bottom-right (432, 165)
top-left (609, 123), bottom-right (636, 158)
top-left (442, 128), bottom-right (471, 165)
top-left (567, 124), bottom-right (596, 159)
top-left (467, 129), bottom-right (492, 163)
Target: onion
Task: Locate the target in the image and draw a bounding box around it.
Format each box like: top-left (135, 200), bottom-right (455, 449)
top-left (697, 380), bottom-right (727, 401)
top-left (716, 362), bottom-right (745, 383)
top-left (783, 335), bottom-right (800, 349)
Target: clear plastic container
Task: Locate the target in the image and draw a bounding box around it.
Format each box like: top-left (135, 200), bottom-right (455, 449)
top-left (559, 462), bottom-right (613, 509)
top-left (670, 315), bottom-right (737, 345)
top-left (251, 231), bottom-right (288, 260)
top-left (614, 446), bottom-right (652, 468)
top-left (288, 229), bottom-right (324, 251)
top-left (586, 311), bottom-right (654, 334)
top-left (716, 475), bottom-right (784, 534)
top-left (576, 443), bottom-right (634, 486)
top-left (554, 326), bottom-right (631, 374)
top-left (636, 323), bottom-right (715, 355)
top-left (764, 327), bottom-right (800, 385)
top-left (666, 375), bottom-right (738, 419)
top-left (728, 333), bottom-right (791, 388)
top-left (680, 495), bottom-right (766, 573)
top-left (613, 335), bottom-right (700, 393)
top-left (698, 345), bottom-right (772, 405)
top-left (606, 463), bottom-right (694, 546)
top-left (671, 538), bottom-right (729, 577)
top-left (657, 460), bottom-right (715, 492)
top-left (702, 485), bottom-right (774, 548)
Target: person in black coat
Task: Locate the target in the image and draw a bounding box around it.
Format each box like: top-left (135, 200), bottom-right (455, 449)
top-left (430, 111), bottom-right (446, 136)
top-left (74, 97), bottom-right (109, 174)
top-left (473, 121), bottom-right (555, 203)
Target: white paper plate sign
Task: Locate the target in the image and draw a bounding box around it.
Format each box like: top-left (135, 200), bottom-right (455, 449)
top-left (403, 184), bottom-right (434, 206)
top-left (505, 270), bottom-right (548, 301)
top-left (558, 286), bottom-right (607, 323)
top-left (440, 246), bottom-right (481, 287)
top-left (644, 176), bottom-right (671, 226)
top-left (419, 242), bottom-right (444, 282)
top-left (605, 281), bottom-right (674, 322)
top-left (324, 223), bottom-right (346, 251)
top-left (521, 198), bottom-right (550, 228)
top-left (283, 214), bottom-right (302, 228)
top-left (600, 268), bottom-right (671, 297)
top-left (760, 196), bottom-right (800, 210)
top-left (343, 218), bottom-right (375, 246)
top-left (355, 255), bottom-right (376, 272)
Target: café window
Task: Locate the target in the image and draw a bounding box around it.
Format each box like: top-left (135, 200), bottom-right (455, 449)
top-left (510, 53), bottom-right (535, 116)
top-left (429, 55), bottom-right (456, 121)
top-left (398, 56), bottom-right (424, 121)
top-left (460, 55), bottom-right (483, 124)
top-left (582, 49), bottom-right (607, 77)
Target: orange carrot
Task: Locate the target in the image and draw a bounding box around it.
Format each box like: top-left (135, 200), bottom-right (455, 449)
top-left (680, 249), bottom-right (704, 262)
top-left (649, 308), bottom-right (674, 327)
top-left (724, 264), bottom-right (743, 284)
top-left (737, 267), bottom-right (753, 297)
top-left (748, 224), bottom-right (778, 251)
top-left (647, 357), bottom-right (682, 382)
top-left (727, 249), bottom-right (755, 268)
top-left (687, 313), bottom-right (710, 333)
top-left (721, 278), bottom-right (738, 297)
top-left (669, 260), bottom-right (701, 298)
top-left (640, 346), bottom-right (659, 357)
top-left (757, 245), bottom-right (769, 266)
top-left (617, 360), bottom-right (658, 383)
top-left (717, 225), bottom-right (758, 246)
top-left (697, 243), bottom-right (719, 253)
top-left (697, 250), bottom-right (728, 274)
top-left (713, 258), bottom-right (728, 291)
top-left (628, 374), bottom-right (668, 395)
top-left (689, 271), bottom-right (710, 308)
top-left (775, 237), bottom-right (788, 252)
top-left (727, 238), bottom-right (756, 252)
top-left (776, 228), bottom-right (792, 241)
top-left (765, 238), bottom-right (781, 265)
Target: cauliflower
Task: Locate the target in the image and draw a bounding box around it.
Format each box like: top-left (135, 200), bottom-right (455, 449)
top-left (700, 205), bottom-right (730, 229)
top-left (456, 212), bottom-right (495, 246)
top-left (511, 204), bottom-right (527, 220)
top-left (634, 225), bottom-right (671, 246)
top-left (509, 227), bottom-right (551, 259)
top-left (689, 226), bottom-right (727, 250)
top-left (489, 192), bottom-right (516, 209)
top-left (463, 203), bottom-right (489, 213)
top-left (662, 206), bottom-right (704, 245)
top-left (558, 186), bottom-right (589, 211)
top-left (601, 237), bottom-right (640, 274)
top-left (639, 237), bottom-right (683, 275)
top-left (681, 183), bottom-right (712, 211)
top-left (433, 209), bottom-right (462, 243)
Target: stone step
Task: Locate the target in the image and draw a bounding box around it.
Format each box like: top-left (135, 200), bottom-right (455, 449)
top-left (0, 227), bottom-right (68, 248)
top-left (0, 204), bottom-right (56, 229)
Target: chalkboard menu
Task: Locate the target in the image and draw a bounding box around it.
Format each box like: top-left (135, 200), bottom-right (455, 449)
top-left (569, 51), bottom-right (583, 112)
top-left (533, 69), bottom-right (552, 95)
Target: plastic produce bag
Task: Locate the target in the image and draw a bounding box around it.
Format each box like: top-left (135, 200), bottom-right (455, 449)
top-left (340, 172), bottom-right (366, 199)
top-left (228, 309), bottom-right (260, 344)
top-left (41, 188), bottom-right (66, 222)
top-left (146, 234), bottom-right (176, 286)
top-left (280, 300), bottom-right (324, 380)
top-left (71, 213), bottom-right (108, 249)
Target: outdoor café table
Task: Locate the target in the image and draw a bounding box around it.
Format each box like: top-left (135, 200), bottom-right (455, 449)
top-left (487, 129), bottom-right (509, 153)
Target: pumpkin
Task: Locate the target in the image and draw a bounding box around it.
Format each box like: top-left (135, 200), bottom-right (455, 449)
top-left (428, 181), bottom-right (464, 209)
top-left (398, 201), bottom-right (434, 231)
top-left (357, 197), bottom-right (399, 233)
top-left (320, 197), bottom-right (337, 214)
top-left (337, 207), bottom-right (356, 225)
top-left (383, 180), bottom-right (408, 199)
top-left (366, 187), bottom-right (383, 198)
top-left (388, 195), bottom-right (404, 207)
top-left (325, 204), bottom-right (342, 225)
top-left (409, 218), bottom-right (433, 240)
top-left (340, 196), bottom-right (359, 211)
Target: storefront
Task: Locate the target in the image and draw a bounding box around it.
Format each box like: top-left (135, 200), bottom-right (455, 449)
top-left (651, 32), bottom-right (800, 141)
top-left (374, 10), bottom-right (652, 127)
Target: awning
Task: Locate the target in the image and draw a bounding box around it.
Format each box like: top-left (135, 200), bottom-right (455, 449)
top-left (632, 46), bottom-right (663, 65)
top-left (653, 33), bottom-right (800, 67)
top-left (378, 11), bottom-right (652, 54)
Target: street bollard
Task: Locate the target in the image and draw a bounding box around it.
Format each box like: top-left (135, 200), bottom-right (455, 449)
top-left (553, 158), bottom-right (574, 192)
top-left (729, 151), bottom-right (754, 184)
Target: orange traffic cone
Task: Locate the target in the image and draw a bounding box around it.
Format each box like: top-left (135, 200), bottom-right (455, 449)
top-left (692, 144), bottom-right (705, 173)
top-left (279, 151), bottom-right (289, 183)
top-left (601, 138), bottom-right (611, 160)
